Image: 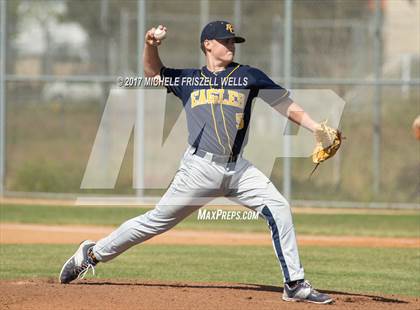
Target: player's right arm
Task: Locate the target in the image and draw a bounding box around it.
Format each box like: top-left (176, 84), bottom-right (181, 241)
top-left (143, 26), bottom-right (166, 78)
top-left (143, 26), bottom-right (189, 99)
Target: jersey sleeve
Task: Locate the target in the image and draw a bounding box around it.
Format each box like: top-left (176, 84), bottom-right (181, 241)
top-left (160, 67), bottom-right (188, 99)
top-left (249, 68), bottom-right (292, 107)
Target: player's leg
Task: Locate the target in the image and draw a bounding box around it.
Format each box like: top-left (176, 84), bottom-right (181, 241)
top-left (91, 187), bottom-right (205, 263)
top-left (91, 149), bottom-right (223, 262)
top-left (228, 159), bottom-right (332, 304)
top-left (59, 148), bottom-right (220, 283)
top-left (228, 160), bottom-right (303, 282)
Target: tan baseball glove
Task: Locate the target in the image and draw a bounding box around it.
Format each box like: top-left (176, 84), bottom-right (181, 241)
top-left (310, 121), bottom-right (343, 175)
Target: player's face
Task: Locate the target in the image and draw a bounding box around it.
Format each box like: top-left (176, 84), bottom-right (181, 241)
top-left (210, 38), bottom-right (235, 62)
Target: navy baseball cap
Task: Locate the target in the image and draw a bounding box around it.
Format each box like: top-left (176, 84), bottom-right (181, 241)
top-left (200, 21), bottom-right (245, 43)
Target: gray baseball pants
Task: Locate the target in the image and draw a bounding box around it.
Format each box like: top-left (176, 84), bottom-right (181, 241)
top-left (92, 146), bottom-right (305, 283)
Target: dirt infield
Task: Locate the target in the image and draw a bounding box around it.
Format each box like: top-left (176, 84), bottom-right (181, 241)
top-left (1, 224), bottom-right (419, 309)
top-left (1, 223), bottom-right (419, 248)
top-left (1, 279), bottom-right (418, 310)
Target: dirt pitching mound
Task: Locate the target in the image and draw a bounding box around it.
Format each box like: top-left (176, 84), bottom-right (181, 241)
top-left (1, 279), bottom-right (417, 310)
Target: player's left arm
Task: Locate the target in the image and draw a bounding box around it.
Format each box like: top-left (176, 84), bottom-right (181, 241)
top-left (251, 67), bottom-right (343, 166)
top-left (274, 97), bottom-right (343, 168)
top-left (273, 100), bottom-right (320, 133)
top-left (250, 68), bottom-right (320, 132)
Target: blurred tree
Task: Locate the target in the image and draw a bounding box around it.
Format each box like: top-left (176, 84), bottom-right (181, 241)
top-left (5, 0), bottom-right (20, 74)
top-left (16, 1), bottom-right (66, 74)
top-left (62, 0), bottom-right (137, 75)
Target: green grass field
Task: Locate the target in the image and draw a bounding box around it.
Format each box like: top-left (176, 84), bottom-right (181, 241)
top-left (0, 244), bottom-right (419, 296)
top-left (1, 204), bottom-right (419, 297)
top-left (1, 204), bottom-right (419, 237)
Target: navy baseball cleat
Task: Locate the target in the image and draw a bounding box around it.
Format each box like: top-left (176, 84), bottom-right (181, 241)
top-left (282, 280), bottom-right (333, 304)
top-left (59, 240), bottom-right (97, 284)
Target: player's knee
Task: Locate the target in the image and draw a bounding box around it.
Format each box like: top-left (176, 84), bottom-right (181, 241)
top-left (264, 195), bottom-right (290, 211)
top-left (263, 183), bottom-right (290, 209)
top-left (262, 204), bottom-right (295, 234)
top-left (262, 199), bottom-right (293, 224)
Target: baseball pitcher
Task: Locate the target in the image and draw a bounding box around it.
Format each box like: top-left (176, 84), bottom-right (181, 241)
top-left (59, 21), bottom-right (341, 304)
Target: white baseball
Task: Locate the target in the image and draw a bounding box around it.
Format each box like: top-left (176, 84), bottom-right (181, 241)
top-left (154, 27), bottom-right (167, 40)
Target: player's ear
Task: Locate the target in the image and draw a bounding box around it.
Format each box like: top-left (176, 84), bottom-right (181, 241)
top-left (203, 40), bottom-right (211, 54)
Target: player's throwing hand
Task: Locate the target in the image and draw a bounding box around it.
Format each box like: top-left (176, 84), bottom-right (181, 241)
top-left (145, 25), bottom-right (167, 47)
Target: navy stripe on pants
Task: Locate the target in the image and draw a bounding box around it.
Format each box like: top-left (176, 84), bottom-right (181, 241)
top-left (261, 205), bottom-right (291, 282)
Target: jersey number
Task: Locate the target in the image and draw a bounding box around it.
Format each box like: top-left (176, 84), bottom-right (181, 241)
top-left (236, 113), bottom-right (244, 130)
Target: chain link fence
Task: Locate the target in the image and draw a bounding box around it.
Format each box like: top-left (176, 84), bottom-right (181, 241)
top-left (1, 0), bottom-right (419, 207)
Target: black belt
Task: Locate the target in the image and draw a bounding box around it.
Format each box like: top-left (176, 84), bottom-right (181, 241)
top-left (194, 149), bottom-right (240, 163)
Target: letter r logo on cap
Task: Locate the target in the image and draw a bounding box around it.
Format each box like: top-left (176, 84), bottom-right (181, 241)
top-left (226, 24), bottom-right (234, 33)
